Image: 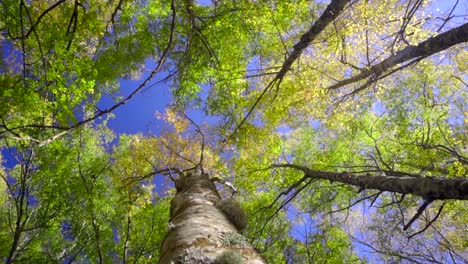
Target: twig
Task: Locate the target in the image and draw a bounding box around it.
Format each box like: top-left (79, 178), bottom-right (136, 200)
top-left (407, 202), bottom-right (445, 239)
top-left (183, 114), bottom-right (205, 168)
top-left (437, 0), bottom-right (459, 32)
top-left (326, 192), bottom-right (380, 215)
top-left (403, 198), bottom-right (434, 231)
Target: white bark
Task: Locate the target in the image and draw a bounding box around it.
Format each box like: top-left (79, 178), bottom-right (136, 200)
top-left (159, 172), bottom-right (265, 264)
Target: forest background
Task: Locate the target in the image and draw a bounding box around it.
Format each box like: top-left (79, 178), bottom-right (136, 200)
top-left (0, 0), bottom-right (467, 263)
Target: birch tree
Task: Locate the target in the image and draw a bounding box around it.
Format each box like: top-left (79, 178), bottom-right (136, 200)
top-left (0, 0), bottom-right (467, 263)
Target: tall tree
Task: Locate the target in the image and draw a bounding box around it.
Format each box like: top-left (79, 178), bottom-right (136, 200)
top-left (0, 0), bottom-right (467, 263)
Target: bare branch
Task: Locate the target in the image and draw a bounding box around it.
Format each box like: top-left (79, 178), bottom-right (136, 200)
top-left (183, 114), bottom-right (205, 168)
top-left (326, 191), bottom-right (381, 215)
top-left (253, 178), bottom-right (315, 241)
top-left (106, 0), bottom-right (124, 31)
top-left (122, 167), bottom-right (185, 187)
top-left (403, 198), bottom-right (433, 231)
top-left (407, 202), bottom-right (445, 239)
top-left (437, 0), bottom-right (459, 32)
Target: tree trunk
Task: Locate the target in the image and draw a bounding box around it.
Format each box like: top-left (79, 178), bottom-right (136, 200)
top-left (159, 172), bottom-right (265, 264)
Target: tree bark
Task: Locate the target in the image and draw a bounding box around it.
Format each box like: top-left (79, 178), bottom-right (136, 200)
top-left (274, 164), bottom-right (468, 200)
top-left (276, 0), bottom-right (350, 80)
top-left (159, 172), bottom-right (265, 264)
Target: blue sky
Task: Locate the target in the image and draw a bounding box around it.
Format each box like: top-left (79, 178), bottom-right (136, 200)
top-left (97, 73), bottom-right (172, 136)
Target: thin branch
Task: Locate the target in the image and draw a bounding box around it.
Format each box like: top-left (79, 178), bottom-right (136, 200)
top-left (106, 0), bottom-right (124, 31)
top-left (407, 202), bottom-right (445, 239)
top-left (225, 78), bottom-right (278, 143)
top-left (21, 1), bottom-right (48, 82)
top-left (326, 192), bottom-right (380, 215)
top-left (121, 167), bottom-right (183, 188)
top-left (122, 200), bottom-right (131, 264)
top-left (379, 193), bottom-right (406, 208)
top-left (260, 173), bottom-right (310, 212)
top-left (132, 209), bottom-right (158, 264)
top-left (369, 191), bottom-right (383, 207)
top-left (166, 167), bottom-right (178, 182)
top-left (437, 0), bottom-right (459, 32)
top-left (390, 0), bottom-right (423, 50)
top-left (65, 0), bottom-right (82, 51)
top-left (403, 198), bottom-right (434, 231)
top-left (365, 129), bottom-right (392, 171)
top-left (36, 0), bottom-right (177, 147)
top-left (451, 75), bottom-right (468, 88)
top-left (183, 114), bottom-right (205, 167)
top-left (352, 236), bottom-right (425, 264)
top-left (19, 1), bottom-right (27, 83)
top-left (13, 0), bottom-right (67, 40)
top-left (253, 178), bottom-right (315, 241)
top-left (160, 139), bottom-right (198, 166)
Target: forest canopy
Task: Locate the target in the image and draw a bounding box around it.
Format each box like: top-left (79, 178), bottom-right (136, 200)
top-left (0, 0), bottom-right (467, 263)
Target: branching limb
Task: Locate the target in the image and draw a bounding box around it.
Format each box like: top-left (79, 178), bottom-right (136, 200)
top-left (351, 236), bottom-right (426, 264)
top-left (451, 75), bottom-right (468, 88)
top-left (273, 163), bottom-right (468, 200)
top-left (253, 178), bottom-right (315, 241)
top-left (390, 0), bottom-right (423, 50)
top-left (122, 167), bottom-right (185, 187)
top-left (437, 0), bottom-right (459, 32)
top-left (160, 139), bottom-right (198, 167)
top-left (106, 0), bottom-right (124, 31)
top-left (326, 23), bottom-right (468, 91)
top-left (260, 173), bottom-right (310, 211)
top-left (379, 193), bottom-right (406, 208)
top-left (65, 0), bottom-right (84, 50)
top-left (21, 1), bottom-right (48, 82)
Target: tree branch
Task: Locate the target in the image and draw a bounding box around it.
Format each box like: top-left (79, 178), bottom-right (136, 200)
top-left (326, 23), bottom-right (468, 91)
top-left (13, 0), bottom-right (67, 40)
top-left (407, 202), bottom-right (445, 238)
top-left (273, 163), bottom-right (468, 200)
top-left (225, 0), bottom-right (350, 142)
top-left (403, 198), bottom-right (433, 231)
top-left (36, 0), bottom-right (177, 147)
